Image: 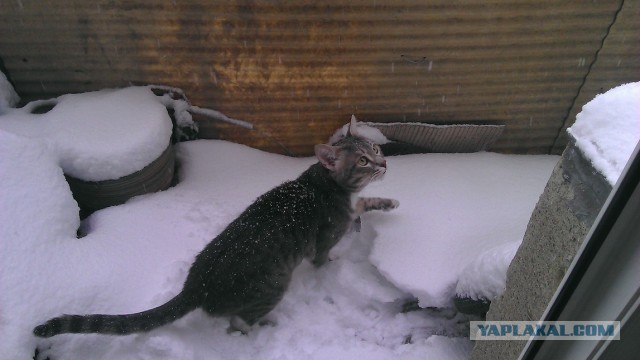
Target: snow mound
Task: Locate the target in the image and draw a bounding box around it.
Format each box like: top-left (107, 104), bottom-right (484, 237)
top-left (455, 241), bottom-right (520, 301)
top-left (364, 153), bottom-right (558, 308)
top-left (568, 82), bottom-right (640, 185)
top-left (0, 130), bottom-right (81, 360)
top-left (0, 87), bottom-right (172, 181)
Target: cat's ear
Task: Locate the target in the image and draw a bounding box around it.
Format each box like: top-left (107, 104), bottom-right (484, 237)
top-left (347, 115), bottom-right (360, 137)
top-left (315, 144), bottom-right (340, 171)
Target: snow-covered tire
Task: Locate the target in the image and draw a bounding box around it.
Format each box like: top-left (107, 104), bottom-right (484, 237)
top-left (65, 143), bottom-right (175, 218)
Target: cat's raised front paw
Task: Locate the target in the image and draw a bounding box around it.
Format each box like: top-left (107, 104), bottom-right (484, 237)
top-left (382, 198), bottom-right (400, 211)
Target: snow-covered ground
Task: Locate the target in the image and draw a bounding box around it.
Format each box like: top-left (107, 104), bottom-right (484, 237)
top-left (0, 88), bottom-right (562, 360)
top-left (364, 152), bottom-right (557, 306)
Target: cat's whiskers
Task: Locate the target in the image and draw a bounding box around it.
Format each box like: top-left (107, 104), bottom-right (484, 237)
top-left (372, 168), bottom-right (385, 181)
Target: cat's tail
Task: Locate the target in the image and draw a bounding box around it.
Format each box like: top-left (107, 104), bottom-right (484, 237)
top-left (33, 292), bottom-right (197, 338)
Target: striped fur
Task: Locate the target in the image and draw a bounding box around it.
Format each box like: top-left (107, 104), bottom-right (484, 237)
top-left (33, 293), bottom-right (194, 337)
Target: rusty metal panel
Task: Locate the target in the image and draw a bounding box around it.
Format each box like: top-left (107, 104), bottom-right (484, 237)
top-left (0, 0), bottom-right (629, 155)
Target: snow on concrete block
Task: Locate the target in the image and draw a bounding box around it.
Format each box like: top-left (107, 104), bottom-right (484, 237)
top-left (568, 82), bottom-right (640, 186)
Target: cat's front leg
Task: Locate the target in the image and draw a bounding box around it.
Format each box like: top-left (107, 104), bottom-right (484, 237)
top-left (311, 227), bottom-right (346, 267)
top-left (354, 197), bottom-right (400, 217)
top-left (312, 234), bottom-right (337, 267)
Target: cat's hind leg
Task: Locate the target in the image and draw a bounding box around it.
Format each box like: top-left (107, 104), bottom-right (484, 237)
top-left (226, 275), bottom-right (289, 334)
top-left (227, 302), bottom-right (279, 334)
top-left (227, 316), bottom-right (252, 335)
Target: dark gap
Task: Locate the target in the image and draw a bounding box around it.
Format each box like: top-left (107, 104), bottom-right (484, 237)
top-left (381, 140), bottom-right (430, 155)
top-left (31, 103), bottom-right (56, 114)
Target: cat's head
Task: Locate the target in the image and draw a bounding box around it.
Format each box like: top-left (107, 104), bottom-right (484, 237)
top-left (315, 116), bottom-right (387, 193)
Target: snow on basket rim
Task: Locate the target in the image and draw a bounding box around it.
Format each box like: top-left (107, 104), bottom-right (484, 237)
top-left (0, 86), bottom-right (173, 182)
top-left (567, 81), bottom-right (640, 186)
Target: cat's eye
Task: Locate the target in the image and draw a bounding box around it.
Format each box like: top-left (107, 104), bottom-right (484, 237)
top-left (358, 157), bottom-right (369, 166)
top-left (373, 145), bottom-right (380, 154)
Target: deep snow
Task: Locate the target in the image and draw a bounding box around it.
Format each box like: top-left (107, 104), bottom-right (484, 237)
top-left (363, 152), bottom-right (557, 306)
top-left (1, 135), bottom-right (482, 360)
top-left (0, 87), bottom-right (562, 359)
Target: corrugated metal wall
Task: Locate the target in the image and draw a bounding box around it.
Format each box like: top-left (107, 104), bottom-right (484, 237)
top-left (1, 0), bottom-right (638, 156)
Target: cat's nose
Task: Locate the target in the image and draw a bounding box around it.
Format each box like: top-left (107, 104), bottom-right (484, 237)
top-left (381, 160), bottom-right (387, 168)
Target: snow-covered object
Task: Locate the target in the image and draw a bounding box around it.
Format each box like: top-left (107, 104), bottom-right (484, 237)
top-left (1, 136), bottom-right (474, 360)
top-left (0, 72), bottom-right (19, 114)
top-left (157, 91), bottom-right (195, 128)
top-left (0, 87), bottom-right (172, 181)
top-left (364, 153), bottom-right (558, 308)
top-left (455, 241), bottom-right (521, 301)
top-left (151, 84), bottom-right (253, 130)
top-left (568, 82), bottom-right (640, 185)
top-left (330, 115), bottom-right (390, 145)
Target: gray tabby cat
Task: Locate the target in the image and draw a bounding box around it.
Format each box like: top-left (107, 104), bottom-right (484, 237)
top-left (34, 116), bottom-right (399, 337)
